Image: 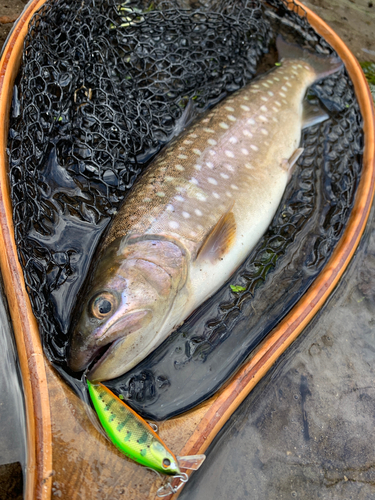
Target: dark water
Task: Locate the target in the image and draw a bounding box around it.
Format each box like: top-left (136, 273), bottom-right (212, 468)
top-left (0, 277), bottom-right (26, 499)
top-left (180, 203), bottom-right (375, 500)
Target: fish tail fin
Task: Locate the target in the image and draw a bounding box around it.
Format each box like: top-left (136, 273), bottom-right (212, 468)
top-left (276, 35), bottom-right (343, 83)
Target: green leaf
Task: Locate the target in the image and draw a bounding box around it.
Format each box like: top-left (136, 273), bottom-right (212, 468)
top-left (230, 285), bottom-right (247, 293)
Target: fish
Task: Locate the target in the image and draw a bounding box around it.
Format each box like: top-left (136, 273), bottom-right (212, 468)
top-left (68, 36), bottom-right (342, 381)
top-left (87, 380), bottom-right (205, 476)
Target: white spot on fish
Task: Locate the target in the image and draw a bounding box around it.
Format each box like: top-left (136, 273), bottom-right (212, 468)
top-left (251, 89), bottom-right (259, 94)
top-left (166, 204), bottom-right (174, 211)
top-left (206, 161), bottom-right (214, 169)
top-left (241, 148), bottom-right (249, 155)
top-left (243, 129), bottom-right (252, 137)
top-left (240, 104), bottom-right (250, 111)
top-left (221, 173), bottom-right (229, 179)
top-left (252, 84), bottom-right (260, 88)
top-left (243, 96), bottom-right (249, 101)
top-left (204, 128), bottom-right (215, 133)
top-left (213, 192), bottom-right (220, 199)
top-left (182, 212), bottom-right (190, 219)
top-left (261, 128), bottom-right (268, 135)
top-left (143, 197), bottom-right (151, 202)
top-left (262, 82), bottom-right (269, 88)
top-left (259, 115), bottom-right (268, 122)
top-left (165, 176), bottom-right (174, 182)
top-left (176, 164), bottom-right (185, 171)
top-left (268, 91), bottom-right (274, 96)
top-left (184, 140), bottom-right (193, 145)
top-left (156, 192), bottom-right (165, 197)
top-left (178, 154), bottom-right (188, 159)
top-left (202, 118), bottom-right (210, 123)
top-left (292, 65), bottom-right (298, 70)
top-left (272, 106), bottom-right (279, 112)
top-left (196, 193), bottom-right (207, 202)
top-left (245, 163), bottom-right (253, 169)
top-left (169, 221), bottom-right (179, 229)
top-left (273, 117), bottom-right (278, 122)
top-left (279, 92), bottom-right (286, 98)
top-left (193, 149), bottom-right (202, 156)
top-left (229, 136), bottom-right (238, 144)
top-left (197, 224), bottom-right (204, 231)
top-left (231, 184), bottom-right (239, 190)
top-left (225, 106), bottom-right (235, 112)
top-left (209, 150), bottom-right (216, 156)
top-left (247, 118), bottom-right (256, 125)
top-left (298, 64), bottom-right (303, 68)
top-left (261, 96), bottom-right (268, 102)
top-left (189, 177), bottom-right (199, 185)
top-left (195, 209), bottom-right (203, 216)
top-left (208, 177), bottom-right (218, 185)
top-left (274, 77), bottom-right (280, 81)
top-left (194, 164), bottom-right (202, 171)
top-left (275, 101), bottom-right (281, 107)
top-left (260, 106), bottom-right (268, 113)
top-left (282, 99), bottom-right (288, 105)
top-left (220, 122), bottom-right (229, 129)
top-left (207, 138), bottom-right (217, 146)
top-left (225, 150), bottom-right (235, 158)
top-left (304, 65), bottom-right (310, 70)
top-left (281, 86), bottom-right (288, 91)
top-left (286, 82), bottom-right (292, 87)
top-left (226, 191), bottom-right (232, 198)
top-left (189, 133), bottom-right (198, 138)
top-left (228, 115), bottom-right (236, 122)
top-left (175, 195), bottom-right (184, 202)
top-left (250, 144), bottom-right (259, 151)
top-left (225, 164), bottom-right (235, 172)
top-left (267, 80), bottom-right (273, 84)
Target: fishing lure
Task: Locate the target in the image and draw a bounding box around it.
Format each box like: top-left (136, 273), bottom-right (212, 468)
top-left (87, 379), bottom-right (181, 474)
top-left (87, 379), bottom-right (205, 495)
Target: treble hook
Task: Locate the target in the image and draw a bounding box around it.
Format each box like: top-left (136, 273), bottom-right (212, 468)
top-left (156, 473), bottom-right (189, 498)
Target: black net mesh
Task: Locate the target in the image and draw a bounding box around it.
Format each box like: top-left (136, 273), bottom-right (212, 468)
top-left (7, 0), bottom-right (363, 419)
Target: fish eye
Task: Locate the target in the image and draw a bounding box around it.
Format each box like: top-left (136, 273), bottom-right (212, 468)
top-left (163, 458), bottom-right (171, 468)
top-left (90, 292), bottom-right (117, 319)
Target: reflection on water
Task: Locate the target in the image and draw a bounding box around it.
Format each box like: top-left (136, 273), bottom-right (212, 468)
top-left (181, 205), bottom-right (375, 499)
top-left (0, 276), bottom-right (26, 499)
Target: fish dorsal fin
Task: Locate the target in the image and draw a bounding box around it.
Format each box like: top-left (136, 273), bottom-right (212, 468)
top-left (196, 208), bottom-right (236, 263)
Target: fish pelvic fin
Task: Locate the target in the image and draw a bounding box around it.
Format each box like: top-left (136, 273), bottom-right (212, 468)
top-left (276, 35), bottom-right (343, 83)
top-left (196, 207), bottom-right (236, 263)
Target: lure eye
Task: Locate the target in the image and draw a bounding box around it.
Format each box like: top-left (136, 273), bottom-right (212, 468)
top-left (90, 292), bottom-right (117, 319)
top-left (163, 458), bottom-right (171, 468)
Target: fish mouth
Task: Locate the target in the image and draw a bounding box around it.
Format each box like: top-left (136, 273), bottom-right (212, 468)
top-left (86, 338), bottom-right (122, 380)
top-left (69, 308), bottom-right (152, 377)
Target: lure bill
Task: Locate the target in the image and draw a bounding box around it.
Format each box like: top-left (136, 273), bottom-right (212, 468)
top-left (69, 37), bottom-right (343, 382)
top-left (87, 380), bottom-right (181, 475)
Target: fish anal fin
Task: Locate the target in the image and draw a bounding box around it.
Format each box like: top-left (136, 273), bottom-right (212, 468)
top-left (281, 148), bottom-right (304, 179)
top-left (302, 100), bottom-right (329, 129)
top-left (196, 209), bottom-right (236, 263)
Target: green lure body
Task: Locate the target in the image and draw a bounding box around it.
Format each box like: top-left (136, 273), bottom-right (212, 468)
top-left (87, 380), bottom-right (180, 475)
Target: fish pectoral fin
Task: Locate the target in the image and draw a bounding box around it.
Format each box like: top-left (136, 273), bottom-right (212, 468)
top-left (282, 148), bottom-right (304, 179)
top-left (196, 209), bottom-right (236, 263)
top-left (302, 100), bottom-right (329, 129)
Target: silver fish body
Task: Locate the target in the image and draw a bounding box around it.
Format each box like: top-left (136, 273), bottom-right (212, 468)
top-left (68, 38), bottom-right (342, 381)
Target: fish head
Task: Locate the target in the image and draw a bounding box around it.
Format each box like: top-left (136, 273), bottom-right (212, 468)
top-left (68, 236), bottom-right (187, 381)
